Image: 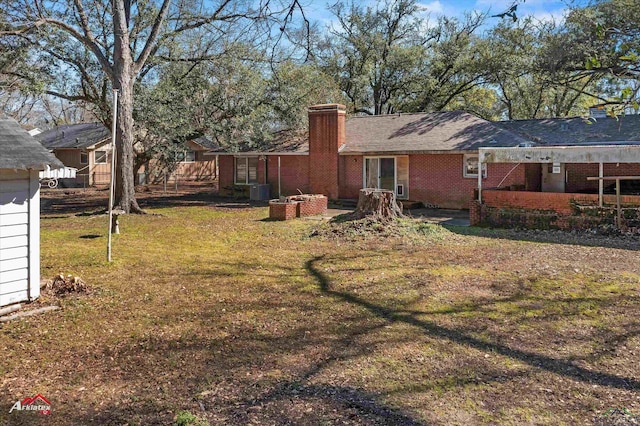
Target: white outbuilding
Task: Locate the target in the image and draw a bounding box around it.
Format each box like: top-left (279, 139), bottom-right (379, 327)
top-left (0, 116), bottom-right (62, 307)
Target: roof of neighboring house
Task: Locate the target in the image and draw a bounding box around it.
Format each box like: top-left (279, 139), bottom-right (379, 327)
top-left (0, 116), bottom-right (63, 170)
top-left (189, 135), bottom-right (218, 150)
top-left (36, 123), bottom-right (110, 150)
top-left (342, 111), bottom-right (530, 154)
top-left (496, 114), bottom-right (640, 146)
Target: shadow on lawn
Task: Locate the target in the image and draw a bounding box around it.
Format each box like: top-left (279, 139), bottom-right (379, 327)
top-left (305, 255), bottom-right (640, 391)
top-left (51, 259), bottom-right (427, 425)
top-left (445, 224), bottom-right (640, 251)
top-left (40, 185), bottom-right (265, 215)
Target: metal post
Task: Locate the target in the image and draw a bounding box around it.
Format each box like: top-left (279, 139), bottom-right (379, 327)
top-left (477, 159), bottom-right (483, 203)
top-left (107, 89), bottom-right (118, 262)
top-left (278, 156), bottom-right (281, 199)
top-left (598, 162), bottom-right (603, 207)
top-left (616, 178), bottom-right (621, 228)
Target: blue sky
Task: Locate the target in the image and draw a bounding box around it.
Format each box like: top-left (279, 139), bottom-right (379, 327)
top-left (303, 0), bottom-right (591, 29)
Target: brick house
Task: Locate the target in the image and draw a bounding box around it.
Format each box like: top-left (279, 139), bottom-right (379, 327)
top-left (216, 104), bottom-right (533, 209)
top-left (215, 104), bottom-right (640, 212)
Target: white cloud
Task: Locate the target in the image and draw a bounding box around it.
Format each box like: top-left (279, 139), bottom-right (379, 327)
top-left (419, 0), bottom-right (444, 15)
top-left (531, 8), bottom-right (568, 24)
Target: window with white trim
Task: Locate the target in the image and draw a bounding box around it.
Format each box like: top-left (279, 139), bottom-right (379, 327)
top-left (463, 154), bottom-right (486, 178)
top-left (177, 150), bottom-right (196, 162)
top-left (234, 156), bottom-right (259, 184)
top-left (80, 151), bottom-right (88, 164)
top-left (94, 150), bottom-right (107, 164)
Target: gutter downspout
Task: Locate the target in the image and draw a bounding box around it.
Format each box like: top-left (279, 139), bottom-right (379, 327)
top-left (477, 158), bottom-right (483, 203)
top-left (598, 162), bottom-right (603, 207)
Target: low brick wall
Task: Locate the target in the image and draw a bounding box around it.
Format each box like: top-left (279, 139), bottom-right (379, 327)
top-left (269, 202), bottom-right (298, 221)
top-left (268, 194), bottom-right (328, 221)
top-left (473, 190), bottom-right (640, 231)
top-left (483, 189), bottom-right (640, 214)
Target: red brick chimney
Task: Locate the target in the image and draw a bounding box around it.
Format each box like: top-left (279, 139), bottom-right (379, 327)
top-left (308, 104), bottom-right (346, 200)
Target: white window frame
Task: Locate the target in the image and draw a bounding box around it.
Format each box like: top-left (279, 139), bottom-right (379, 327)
top-left (463, 154), bottom-right (487, 179)
top-left (177, 150), bottom-right (196, 163)
top-left (80, 151), bottom-right (88, 165)
top-left (234, 156), bottom-right (259, 185)
top-left (94, 150), bottom-right (107, 164)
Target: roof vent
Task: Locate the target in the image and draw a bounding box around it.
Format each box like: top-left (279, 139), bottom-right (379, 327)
top-left (560, 123), bottom-right (568, 131)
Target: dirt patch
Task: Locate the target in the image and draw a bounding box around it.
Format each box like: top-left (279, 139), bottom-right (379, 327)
top-left (310, 214), bottom-right (452, 243)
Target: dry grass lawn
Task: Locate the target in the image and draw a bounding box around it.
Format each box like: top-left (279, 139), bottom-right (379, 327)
top-left (1, 189), bottom-right (639, 425)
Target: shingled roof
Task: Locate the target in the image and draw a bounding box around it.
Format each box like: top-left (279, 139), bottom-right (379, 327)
top-left (213, 111), bottom-right (532, 155)
top-left (190, 135), bottom-right (219, 150)
top-left (342, 111), bottom-right (530, 154)
top-left (36, 123), bottom-right (110, 149)
top-left (0, 116), bottom-right (63, 170)
top-left (496, 115), bottom-right (640, 146)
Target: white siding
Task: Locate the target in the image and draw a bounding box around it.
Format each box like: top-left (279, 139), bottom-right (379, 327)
top-left (0, 169), bottom-right (40, 307)
top-left (0, 246), bottom-right (28, 261)
top-left (0, 257), bottom-right (28, 272)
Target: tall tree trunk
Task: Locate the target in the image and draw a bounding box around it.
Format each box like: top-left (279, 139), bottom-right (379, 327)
top-left (114, 77), bottom-right (143, 213)
top-left (112, 0), bottom-right (143, 214)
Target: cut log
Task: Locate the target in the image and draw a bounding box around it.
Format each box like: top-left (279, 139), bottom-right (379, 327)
top-left (354, 188), bottom-right (403, 220)
top-left (0, 304), bottom-right (21, 317)
top-left (0, 306), bottom-right (59, 323)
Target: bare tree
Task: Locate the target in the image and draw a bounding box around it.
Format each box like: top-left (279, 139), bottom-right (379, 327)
top-left (0, 0), bottom-right (307, 212)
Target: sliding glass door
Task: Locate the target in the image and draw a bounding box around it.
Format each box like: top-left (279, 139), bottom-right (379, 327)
top-left (379, 158), bottom-right (395, 191)
top-left (364, 157), bottom-right (408, 198)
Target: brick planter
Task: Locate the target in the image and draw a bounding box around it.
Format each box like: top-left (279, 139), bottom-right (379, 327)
top-left (268, 194), bottom-right (328, 220)
top-left (269, 201), bottom-right (298, 221)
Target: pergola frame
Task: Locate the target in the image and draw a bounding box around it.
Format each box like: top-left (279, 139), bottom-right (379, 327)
top-left (478, 145), bottom-right (640, 204)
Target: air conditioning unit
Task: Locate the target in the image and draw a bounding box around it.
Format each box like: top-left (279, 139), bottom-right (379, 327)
top-left (250, 184), bottom-right (271, 201)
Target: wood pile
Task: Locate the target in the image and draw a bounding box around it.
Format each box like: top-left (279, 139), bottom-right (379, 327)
top-left (45, 274), bottom-right (88, 296)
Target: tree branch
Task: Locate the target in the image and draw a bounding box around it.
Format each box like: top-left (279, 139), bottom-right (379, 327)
top-left (1, 18), bottom-right (114, 81)
top-left (133, 0), bottom-right (172, 74)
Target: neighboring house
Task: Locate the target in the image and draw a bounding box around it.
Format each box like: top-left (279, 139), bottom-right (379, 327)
top-left (145, 135), bottom-right (217, 183)
top-left (36, 124), bottom-right (217, 186)
top-left (35, 123), bottom-right (112, 186)
top-left (214, 104), bottom-right (534, 209)
top-left (0, 116), bottom-right (63, 307)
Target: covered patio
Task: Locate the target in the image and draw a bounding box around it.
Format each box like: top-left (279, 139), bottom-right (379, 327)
top-left (473, 145), bottom-right (640, 230)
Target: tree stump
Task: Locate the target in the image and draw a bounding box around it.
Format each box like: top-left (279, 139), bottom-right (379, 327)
top-left (354, 188), bottom-right (403, 220)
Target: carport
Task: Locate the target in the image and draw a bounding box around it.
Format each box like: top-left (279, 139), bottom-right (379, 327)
top-left (478, 144), bottom-right (640, 207)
